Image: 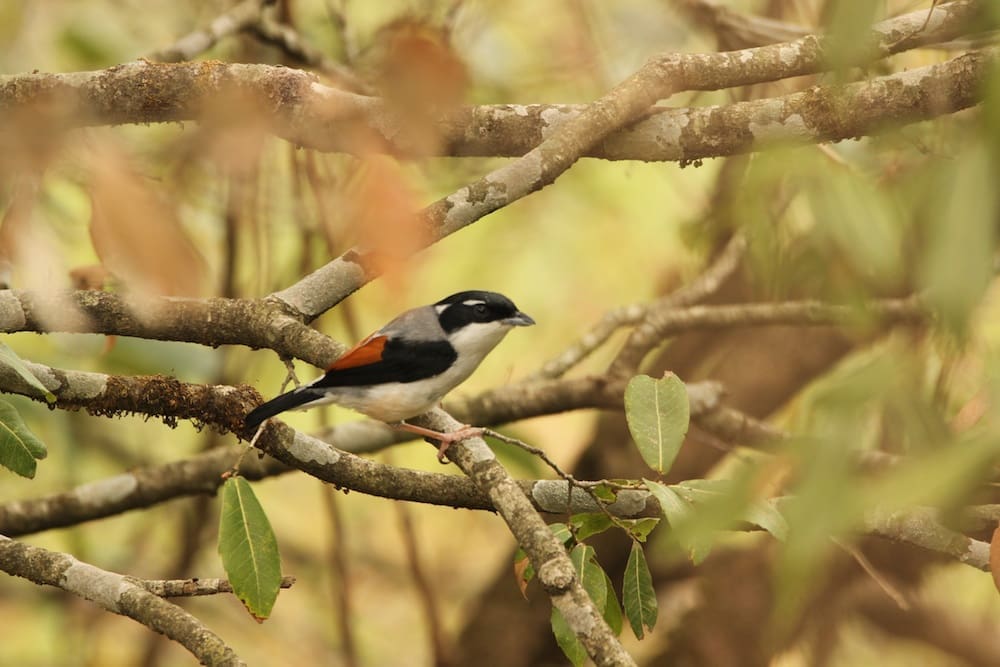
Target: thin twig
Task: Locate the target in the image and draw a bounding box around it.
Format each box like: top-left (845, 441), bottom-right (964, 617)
top-left (834, 539), bottom-right (911, 611)
top-left (143, 575), bottom-right (296, 597)
top-left (250, 18), bottom-right (371, 92)
top-left (529, 234), bottom-right (747, 381)
top-left (608, 294), bottom-right (928, 377)
top-left (0, 537), bottom-right (244, 665)
top-left (147, 0), bottom-right (270, 62)
top-left (278, 355), bottom-right (302, 392)
top-left (483, 429), bottom-right (643, 534)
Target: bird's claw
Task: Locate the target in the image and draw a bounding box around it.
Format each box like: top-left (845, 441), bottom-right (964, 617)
top-left (434, 426), bottom-right (484, 463)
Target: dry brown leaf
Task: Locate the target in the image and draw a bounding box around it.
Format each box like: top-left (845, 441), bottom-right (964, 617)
top-left (344, 155), bottom-right (426, 293)
top-left (375, 19), bottom-right (469, 156)
top-left (69, 264), bottom-right (113, 291)
top-left (196, 86), bottom-right (271, 177)
top-left (88, 145), bottom-right (208, 299)
top-left (0, 187), bottom-right (34, 288)
top-left (513, 554), bottom-right (532, 601)
top-left (950, 391), bottom-right (989, 433)
top-left (0, 189), bottom-right (91, 330)
top-left (0, 96), bottom-right (74, 182)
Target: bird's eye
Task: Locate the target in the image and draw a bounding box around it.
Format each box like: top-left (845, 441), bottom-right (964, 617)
top-left (473, 304), bottom-right (488, 318)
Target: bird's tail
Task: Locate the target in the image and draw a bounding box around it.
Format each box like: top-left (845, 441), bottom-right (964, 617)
top-left (244, 387), bottom-right (318, 433)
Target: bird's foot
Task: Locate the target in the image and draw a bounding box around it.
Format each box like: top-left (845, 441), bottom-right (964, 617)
top-left (393, 422), bottom-right (484, 463)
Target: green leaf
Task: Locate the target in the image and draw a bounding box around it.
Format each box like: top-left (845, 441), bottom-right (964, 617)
top-left (601, 567), bottom-right (624, 635)
top-left (623, 541), bottom-right (657, 639)
top-left (218, 476), bottom-right (282, 621)
top-left (513, 549), bottom-right (533, 598)
top-left (551, 608), bottom-right (586, 666)
top-left (621, 517), bottom-right (660, 543)
top-left (0, 400), bottom-right (47, 478)
top-left (823, 1), bottom-right (880, 72)
top-left (644, 479), bottom-right (689, 520)
top-left (570, 513), bottom-right (615, 542)
top-left (571, 544), bottom-right (607, 612)
top-left (918, 146), bottom-right (997, 337)
top-left (745, 500), bottom-right (789, 541)
top-left (0, 343), bottom-right (55, 403)
top-left (625, 373), bottom-right (690, 473)
top-left (549, 522), bottom-right (573, 545)
top-left (591, 484), bottom-right (618, 503)
top-left (644, 479), bottom-right (712, 564)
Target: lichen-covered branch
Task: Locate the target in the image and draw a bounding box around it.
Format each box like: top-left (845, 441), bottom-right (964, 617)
top-left (0, 289), bottom-right (342, 367)
top-left (411, 408), bottom-right (637, 667)
top-left (0, 359), bottom-right (260, 434)
top-left (0, 3), bottom-right (979, 321)
top-left (268, 1), bottom-right (983, 319)
top-left (0, 536), bottom-right (244, 665)
top-left (0, 447), bottom-right (287, 536)
top-left (0, 379), bottom-right (724, 536)
top-left (445, 49), bottom-right (991, 163)
top-left (143, 575), bottom-right (296, 598)
top-left (862, 505), bottom-right (991, 571)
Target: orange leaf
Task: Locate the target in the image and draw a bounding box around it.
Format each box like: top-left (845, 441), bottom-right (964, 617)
top-left (951, 391), bottom-right (989, 433)
top-left (88, 145), bottom-right (208, 298)
top-left (69, 264), bottom-right (113, 291)
top-left (514, 554), bottom-right (532, 600)
top-left (344, 155), bottom-right (426, 293)
top-left (375, 20), bottom-right (468, 156)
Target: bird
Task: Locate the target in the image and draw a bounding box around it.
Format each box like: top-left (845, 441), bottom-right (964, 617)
top-left (244, 290), bottom-right (534, 461)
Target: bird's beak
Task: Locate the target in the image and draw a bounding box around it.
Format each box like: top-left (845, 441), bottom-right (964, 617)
top-left (505, 311), bottom-right (536, 327)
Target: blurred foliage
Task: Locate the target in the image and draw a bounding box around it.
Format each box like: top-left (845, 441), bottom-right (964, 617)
top-left (2, 1), bottom-right (1000, 666)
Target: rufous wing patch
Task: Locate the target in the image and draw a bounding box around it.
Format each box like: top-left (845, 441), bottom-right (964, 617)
top-left (327, 334), bottom-right (388, 371)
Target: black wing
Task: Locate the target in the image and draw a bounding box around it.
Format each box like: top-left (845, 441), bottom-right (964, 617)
top-left (312, 338), bottom-right (457, 388)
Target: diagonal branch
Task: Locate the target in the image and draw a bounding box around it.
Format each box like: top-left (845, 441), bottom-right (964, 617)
top-left (0, 536), bottom-right (244, 665)
top-left (0, 2), bottom-right (981, 322)
top-left (147, 0), bottom-right (272, 63)
top-left (445, 49), bottom-right (992, 163)
top-left (529, 235), bottom-right (746, 381)
top-left (410, 408), bottom-right (636, 666)
top-left (268, 0), bottom-right (984, 320)
top-left (608, 295), bottom-right (929, 376)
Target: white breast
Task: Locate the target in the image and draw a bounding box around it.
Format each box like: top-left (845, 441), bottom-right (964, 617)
top-left (302, 321), bottom-right (515, 423)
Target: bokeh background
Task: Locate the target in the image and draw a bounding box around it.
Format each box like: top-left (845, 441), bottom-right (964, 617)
top-left (2, 1), bottom-right (1000, 666)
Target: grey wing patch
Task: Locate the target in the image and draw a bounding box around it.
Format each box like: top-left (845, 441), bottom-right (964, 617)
top-left (382, 305), bottom-right (447, 342)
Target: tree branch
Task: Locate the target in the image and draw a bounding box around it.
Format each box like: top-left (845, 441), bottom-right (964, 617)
top-left (142, 575), bottom-right (296, 597)
top-left (444, 49), bottom-right (991, 163)
top-left (0, 289), bottom-right (342, 367)
top-left (267, 0), bottom-right (985, 319)
top-left (411, 408), bottom-right (636, 667)
top-left (0, 2), bottom-right (982, 322)
top-left (529, 235), bottom-right (746, 381)
top-left (0, 379), bottom-right (724, 536)
top-left (609, 295), bottom-right (928, 376)
top-left (0, 536), bottom-right (244, 665)
top-left (147, 0), bottom-right (271, 63)
top-left (0, 359), bottom-right (261, 435)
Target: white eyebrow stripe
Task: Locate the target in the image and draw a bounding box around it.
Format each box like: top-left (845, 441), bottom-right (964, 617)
top-left (462, 300), bottom-right (486, 306)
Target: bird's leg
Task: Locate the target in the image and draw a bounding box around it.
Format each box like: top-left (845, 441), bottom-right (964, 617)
top-left (393, 421), bottom-right (485, 463)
